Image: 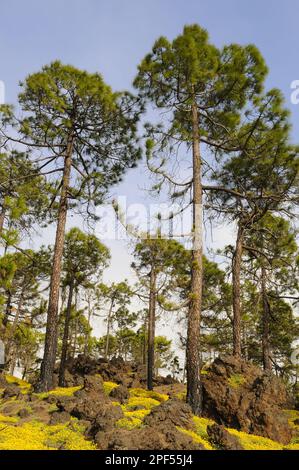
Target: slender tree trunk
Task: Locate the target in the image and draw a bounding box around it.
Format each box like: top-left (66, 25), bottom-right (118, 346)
top-left (72, 317), bottom-right (78, 358)
top-left (9, 349), bottom-right (17, 375)
top-left (22, 366), bottom-right (27, 381)
top-left (3, 290), bottom-right (12, 327)
top-left (104, 298), bottom-right (115, 360)
top-left (147, 267), bottom-right (156, 391)
top-left (182, 353), bottom-right (186, 385)
top-left (243, 323), bottom-right (249, 361)
top-left (0, 207), bottom-right (5, 234)
top-left (6, 287), bottom-right (25, 365)
top-left (37, 133), bottom-right (74, 391)
top-left (186, 98), bottom-right (203, 415)
top-left (261, 266), bottom-right (271, 371)
top-left (232, 224), bottom-right (244, 358)
top-left (58, 279), bottom-right (74, 387)
top-left (143, 317), bottom-right (147, 366)
top-left (84, 296), bottom-right (92, 355)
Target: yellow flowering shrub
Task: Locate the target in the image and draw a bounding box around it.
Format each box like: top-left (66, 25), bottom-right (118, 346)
top-left (175, 391), bottom-right (187, 401)
top-left (5, 375), bottom-right (31, 394)
top-left (193, 416), bottom-right (214, 440)
top-left (0, 413), bottom-right (19, 423)
top-left (124, 409), bottom-right (150, 420)
top-left (103, 381), bottom-right (118, 395)
top-left (227, 374), bottom-right (246, 388)
top-left (0, 420), bottom-right (96, 450)
top-left (227, 428), bottom-right (283, 450)
top-left (126, 396), bottom-right (160, 410)
top-left (283, 409), bottom-right (299, 445)
top-left (45, 421), bottom-right (97, 450)
top-left (35, 386), bottom-right (82, 400)
top-left (116, 417), bottom-right (142, 430)
top-left (177, 427), bottom-right (214, 450)
top-left (129, 388), bottom-right (168, 402)
top-left (283, 409), bottom-right (299, 428)
top-left (284, 443), bottom-right (299, 450)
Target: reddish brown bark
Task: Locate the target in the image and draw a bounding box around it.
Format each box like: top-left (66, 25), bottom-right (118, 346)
top-left (232, 224), bottom-right (244, 358)
top-left (147, 267), bottom-right (157, 391)
top-left (186, 99), bottom-right (203, 415)
top-left (58, 279), bottom-right (74, 387)
top-left (261, 266), bottom-right (271, 371)
top-left (37, 133), bottom-right (74, 391)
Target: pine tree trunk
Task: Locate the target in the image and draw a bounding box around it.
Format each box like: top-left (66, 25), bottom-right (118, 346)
top-left (22, 366), bottom-right (27, 381)
top-left (261, 266), bottom-right (271, 371)
top-left (9, 349), bottom-right (17, 375)
top-left (147, 267), bottom-right (156, 391)
top-left (72, 317), bottom-right (78, 358)
top-left (232, 224), bottom-right (244, 358)
top-left (105, 298), bottom-right (115, 360)
top-left (84, 297), bottom-right (92, 355)
top-left (37, 133), bottom-right (74, 391)
top-left (3, 290), bottom-right (12, 327)
top-left (186, 98), bottom-right (203, 415)
top-left (143, 317), bottom-right (147, 366)
top-left (0, 208), bottom-right (5, 234)
top-left (58, 279), bottom-right (74, 387)
top-left (6, 287), bottom-right (24, 365)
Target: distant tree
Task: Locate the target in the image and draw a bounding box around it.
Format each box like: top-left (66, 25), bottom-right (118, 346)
top-left (12, 323), bottom-right (43, 379)
top-left (154, 336), bottom-right (173, 376)
top-left (243, 214), bottom-right (298, 370)
top-left (58, 227), bottom-right (110, 386)
top-left (132, 237), bottom-right (188, 390)
top-left (97, 282), bottom-right (133, 360)
top-left (208, 90), bottom-right (299, 358)
top-left (0, 248), bottom-right (50, 371)
top-left (96, 334), bottom-right (118, 360)
top-left (0, 151), bottom-right (49, 241)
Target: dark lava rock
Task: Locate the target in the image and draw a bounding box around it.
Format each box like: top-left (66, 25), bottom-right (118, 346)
top-left (44, 395), bottom-right (58, 404)
top-left (0, 373), bottom-right (8, 389)
top-left (109, 384), bottom-right (129, 403)
top-left (50, 411), bottom-right (71, 425)
top-left (59, 354), bottom-right (172, 390)
top-left (2, 384), bottom-right (20, 398)
top-left (202, 355), bottom-right (292, 444)
top-left (18, 408), bottom-right (31, 418)
top-left (56, 372), bottom-right (123, 435)
top-left (89, 404), bottom-right (123, 436)
top-left (144, 398), bottom-right (195, 431)
top-left (207, 424), bottom-right (244, 450)
top-left (95, 424), bottom-right (203, 451)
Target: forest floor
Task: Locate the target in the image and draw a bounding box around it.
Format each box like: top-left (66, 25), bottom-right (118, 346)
top-left (0, 359), bottom-right (298, 450)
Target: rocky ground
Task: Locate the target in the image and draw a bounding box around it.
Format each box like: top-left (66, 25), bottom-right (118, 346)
top-left (0, 355), bottom-right (298, 450)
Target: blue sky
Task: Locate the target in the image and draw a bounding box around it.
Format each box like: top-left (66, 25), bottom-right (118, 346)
top-left (1, 1), bottom-right (298, 339)
top-left (1, 0), bottom-right (299, 121)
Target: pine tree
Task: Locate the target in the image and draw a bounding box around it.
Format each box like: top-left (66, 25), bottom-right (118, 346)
top-left (243, 214), bottom-right (298, 370)
top-left (0, 151), bottom-right (49, 240)
top-left (134, 24), bottom-right (267, 413)
top-left (8, 62), bottom-right (141, 391)
top-left (97, 282), bottom-right (133, 360)
top-left (58, 228), bottom-right (110, 386)
top-left (208, 90), bottom-right (299, 357)
top-left (132, 237), bottom-right (189, 390)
